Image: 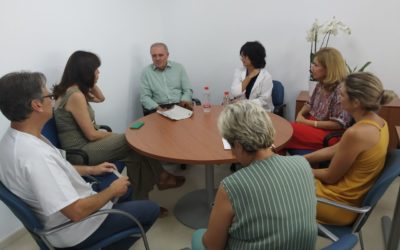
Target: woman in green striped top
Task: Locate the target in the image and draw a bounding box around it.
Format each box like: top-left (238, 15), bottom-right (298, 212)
top-left (192, 101), bottom-right (317, 250)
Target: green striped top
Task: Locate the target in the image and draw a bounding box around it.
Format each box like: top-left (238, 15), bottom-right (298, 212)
top-left (222, 155), bottom-right (317, 250)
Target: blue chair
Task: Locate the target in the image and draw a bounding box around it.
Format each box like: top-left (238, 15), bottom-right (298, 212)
top-left (317, 149), bottom-right (400, 250)
top-left (42, 117), bottom-right (89, 164)
top-left (42, 117), bottom-right (125, 171)
top-left (42, 117), bottom-right (129, 196)
top-left (321, 234), bottom-right (358, 250)
top-left (319, 223), bottom-right (358, 250)
top-left (0, 181), bottom-right (149, 250)
top-left (190, 226), bottom-right (357, 250)
top-left (381, 126), bottom-right (400, 250)
top-left (272, 80), bottom-right (286, 117)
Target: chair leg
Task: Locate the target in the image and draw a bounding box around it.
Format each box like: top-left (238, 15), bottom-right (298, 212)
top-left (359, 230), bottom-right (365, 250)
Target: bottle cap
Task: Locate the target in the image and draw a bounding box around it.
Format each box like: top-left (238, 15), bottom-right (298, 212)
top-left (224, 91), bottom-right (229, 95)
top-left (204, 86), bottom-right (209, 90)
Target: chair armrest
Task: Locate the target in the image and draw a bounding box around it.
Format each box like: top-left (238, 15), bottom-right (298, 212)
top-left (318, 197), bottom-right (373, 234)
top-left (192, 98), bottom-right (201, 106)
top-left (317, 197), bottom-right (371, 214)
top-left (319, 225), bottom-right (358, 250)
top-left (318, 224), bottom-right (339, 242)
top-left (82, 175), bottom-right (100, 184)
top-left (273, 104), bottom-right (286, 117)
top-left (98, 125), bottom-right (112, 132)
top-left (37, 209), bottom-right (149, 250)
top-left (322, 131), bottom-right (344, 148)
top-left (65, 149), bottom-right (89, 165)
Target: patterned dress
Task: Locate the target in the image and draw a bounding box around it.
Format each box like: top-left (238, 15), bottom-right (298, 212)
top-left (286, 83), bottom-right (352, 150)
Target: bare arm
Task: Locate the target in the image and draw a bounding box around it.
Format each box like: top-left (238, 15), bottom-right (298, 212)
top-left (74, 162), bottom-right (116, 176)
top-left (312, 125), bottom-right (377, 184)
top-left (297, 118), bottom-right (343, 130)
top-left (304, 143), bottom-right (338, 165)
top-left (203, 186), bottom-right (234, 250)
top-left (296, 103), bottom-right (311, 120)
top-left (61, 177), bottom-right (130, 221)
top-left (296, 104), bottom-right (342, 130)
top-left (88, 85), bottom-right (105, 103)
top-left (65, 91), bottom-right (110, 141)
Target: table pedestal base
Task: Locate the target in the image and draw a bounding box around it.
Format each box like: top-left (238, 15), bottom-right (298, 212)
top-left (174, 189), bottom-right (216, 229)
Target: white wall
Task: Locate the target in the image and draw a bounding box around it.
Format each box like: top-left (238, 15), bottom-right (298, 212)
top-left (1, 0), bottom-right (400, 243)
top-left (160, 0), bottom-right (400, 119)
top-left (0, 0), bottom-right (164, 241)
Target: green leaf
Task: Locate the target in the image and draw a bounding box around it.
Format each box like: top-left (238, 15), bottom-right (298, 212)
top-left (346, 62), bottom-right (352, 73)
top-left (359, 61), bottom-right (372, 72)
top-left (346, 61), bottom-right (372, 73)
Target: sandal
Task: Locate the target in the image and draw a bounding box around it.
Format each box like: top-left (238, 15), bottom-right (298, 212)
top-left (157, 174), bottom-right (185, 191)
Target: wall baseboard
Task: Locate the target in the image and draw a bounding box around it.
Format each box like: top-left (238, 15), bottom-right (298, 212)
top-left (0, 228), bottom-right (28, 249)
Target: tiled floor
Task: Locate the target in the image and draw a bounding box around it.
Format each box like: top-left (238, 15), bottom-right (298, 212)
top-left (3, 164), bottom-right (399, 250)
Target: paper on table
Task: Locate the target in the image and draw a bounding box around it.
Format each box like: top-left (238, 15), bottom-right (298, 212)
top-left (222, 138), bottom-right (231, 150)
top-left (157, 105), bottom-right (193, 120)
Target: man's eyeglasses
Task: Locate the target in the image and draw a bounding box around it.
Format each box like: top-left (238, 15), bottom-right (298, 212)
top-left (42, 94), bottom-right (55, 100)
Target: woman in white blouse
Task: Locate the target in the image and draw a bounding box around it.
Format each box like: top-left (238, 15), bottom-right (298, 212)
top-left (230, 41), bottom-right (274, 111)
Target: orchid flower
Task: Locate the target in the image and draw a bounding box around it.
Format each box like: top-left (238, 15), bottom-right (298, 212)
top-left (306, 17), bottom-right (351, 80)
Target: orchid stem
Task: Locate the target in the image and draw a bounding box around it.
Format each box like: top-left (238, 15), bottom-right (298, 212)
top-left (325, 31), bottom-right (331, 47)
top-left (314, 32), bottom-right (317, 54)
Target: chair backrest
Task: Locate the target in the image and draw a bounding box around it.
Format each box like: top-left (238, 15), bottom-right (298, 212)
top-left (0, 182), bottom-right (49, 249)
top-left (272, 80), bottom-right (284, 106)
top-left (363, 150), bottom-right (400, 206)
top-left (41, 116), bottom-right (61, 148)
top-left (357, 149), bottom-right (400, 229)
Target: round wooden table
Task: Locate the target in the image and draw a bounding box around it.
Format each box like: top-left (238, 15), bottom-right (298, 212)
top-left (125, 105), bottom-right (293, 228)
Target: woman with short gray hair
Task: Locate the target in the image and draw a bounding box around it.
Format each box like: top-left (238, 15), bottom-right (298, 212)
top-left (192, 101), bottom-right (317, 250)
top-left (218, 101), bottom-right (275, 153)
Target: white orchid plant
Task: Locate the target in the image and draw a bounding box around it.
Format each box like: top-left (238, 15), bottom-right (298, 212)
top-left (307, 17), bottom-right (351, 80)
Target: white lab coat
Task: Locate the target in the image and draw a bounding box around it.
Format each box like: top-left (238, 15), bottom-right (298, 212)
top-left (230, 67), bottom-right (274, 111)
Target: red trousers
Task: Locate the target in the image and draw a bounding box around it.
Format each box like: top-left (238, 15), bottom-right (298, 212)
top-left (286, 118), bottom-right (342, 150)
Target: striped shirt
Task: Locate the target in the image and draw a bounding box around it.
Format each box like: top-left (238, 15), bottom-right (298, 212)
top-left (222, 155), bottom-right (317, 250)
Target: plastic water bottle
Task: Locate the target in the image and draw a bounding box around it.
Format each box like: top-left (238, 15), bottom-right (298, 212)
top-left (203, 86), bottom-right (211, 112)
top-left (222, 91), bottom-right (230, 106)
